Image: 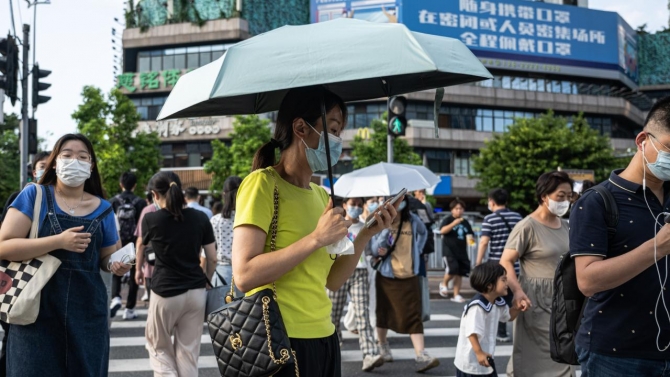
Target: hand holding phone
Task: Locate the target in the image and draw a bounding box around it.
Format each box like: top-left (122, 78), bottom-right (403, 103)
top-left (365, 188), bottom-right (407, 229)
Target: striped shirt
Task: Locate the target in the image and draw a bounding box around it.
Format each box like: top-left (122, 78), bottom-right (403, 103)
top-left (481, 209), bottom-right (523, 273)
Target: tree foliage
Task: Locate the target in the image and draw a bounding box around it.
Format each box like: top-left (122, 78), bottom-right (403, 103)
top-left (350, 115), bottom-right (422, 169)
top-left (0, 114), bottom-right (20, 210)
top-left (72, 86), bottom-right (162, 198)
top-left (204, 115), bottom-right (271, 193)
top-left (472, 112), bottom-right (619, 215)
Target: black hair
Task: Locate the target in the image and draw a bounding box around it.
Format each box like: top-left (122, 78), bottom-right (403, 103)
top-left (470, 261), bottom-right (507, 294)
top-left (184, 186), bottom-right (199, 200)
top-left (536, 171), bottom-right (574, 205)
top-left (41, 134), bottom-right (106, 198)
top-left (399, 196), bottom-right (411, 222)
top-left (148, 171), bottom-right (185, 221)
top-left (343, 197), bottom-right (364, 206)
top-left (120, 171), bottom-right (137, 191)
top-left (32, 151), bottom-right (51, 167)
top-left (581, 180), bottom-right (596, 192)
top-left (251, 86), bottom-right (348, 171)
top-left (449, 198), bottom-right (466, 210)
top-left (212, 202), bottom-right (223, 217)
top-left (222, 176), bottom-right (242, 219)
top-left (644, 96), bottom-right (670, 131)
top-left (146, 191), bottom-right (154, 204)
top-left (488, 188), bottom-right (508, 206)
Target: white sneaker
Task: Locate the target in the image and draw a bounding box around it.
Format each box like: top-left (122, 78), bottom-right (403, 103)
top-left (110, 296), bottom-right (122, 318)
top-left (438, 283), bottom-right (449, 298)
top-left (378, 342), bottom-right (393, 362)
top-left (450, 295), bottom-right (466, 303)
top-left (123, 308), bottom-right (138, 320)
top-left (415, 350), bottom-right (440, 372)
top-left (141, 290), bottom-right (149, 302)
top-left (362, 354), bottom-right (384, 371)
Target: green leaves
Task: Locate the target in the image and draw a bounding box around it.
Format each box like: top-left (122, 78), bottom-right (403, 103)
top-left (72, 86), bottom-right (162, 198)
top-left (472, 112), bottom-right (619, 215)
top-left (350, 115), bottom-right (422, 169)
top-left (204, 115), bottom-right (271, 193)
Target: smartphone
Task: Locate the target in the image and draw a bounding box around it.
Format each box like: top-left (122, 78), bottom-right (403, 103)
top-left (364, 188), bottom-right (407, 229)
top-left (486, 356), bottom-right (497, 372)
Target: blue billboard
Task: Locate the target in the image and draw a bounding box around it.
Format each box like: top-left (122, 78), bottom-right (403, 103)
top-left (402, 0), bottom-right (624, 68)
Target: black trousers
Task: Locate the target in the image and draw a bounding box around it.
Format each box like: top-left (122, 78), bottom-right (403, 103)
top-left (111, 264), bottom-right (138, 310)
top-left (0, 320), bottom-right (7, 377)
top-left (274, 332), bottom-right (341, 377)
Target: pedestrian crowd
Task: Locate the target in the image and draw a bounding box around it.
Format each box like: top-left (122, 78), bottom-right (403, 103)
top-left (0, 89), bottom-right (670, 377)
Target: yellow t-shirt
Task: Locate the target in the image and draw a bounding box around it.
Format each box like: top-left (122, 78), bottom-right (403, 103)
top-left (234, 167), bottom-right (335, 339)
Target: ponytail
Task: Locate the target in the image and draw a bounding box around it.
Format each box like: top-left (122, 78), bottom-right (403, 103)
top-left (148, 171), bottom-right (185, 221)
top-left (251, 142), bottom-right (277, 171)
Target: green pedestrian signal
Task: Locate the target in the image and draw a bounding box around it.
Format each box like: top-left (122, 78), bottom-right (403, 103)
top-left (387, 96), bottom-right (407, 137)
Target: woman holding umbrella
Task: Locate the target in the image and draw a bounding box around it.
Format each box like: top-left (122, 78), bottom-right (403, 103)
top-left (232, 86), bottom-right (399, 377)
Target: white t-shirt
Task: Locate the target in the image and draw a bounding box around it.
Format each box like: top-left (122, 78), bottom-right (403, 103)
top-left (347, 221), bottom-right (366, 269)
top-left (454, 295), bottom-right (511, 375)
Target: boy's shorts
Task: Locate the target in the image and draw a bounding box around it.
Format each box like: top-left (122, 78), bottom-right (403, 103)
top-left (443, 253), bottom-right (470, 276)
top-left (456, 368), bottom-right (496, 377)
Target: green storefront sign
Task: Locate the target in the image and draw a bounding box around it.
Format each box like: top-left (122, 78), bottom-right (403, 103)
top-left (116, 69), bottom-right (186, 93)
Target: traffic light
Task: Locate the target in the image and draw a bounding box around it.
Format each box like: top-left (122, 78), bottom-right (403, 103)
top-left (0, 35), bottom-right (19, 106)
top-left (28, 118), bottom-right (38, 154)
top-left (32, 64), bottom-right (51, 110)
top-left (387, 96), bottom-right (407, 137)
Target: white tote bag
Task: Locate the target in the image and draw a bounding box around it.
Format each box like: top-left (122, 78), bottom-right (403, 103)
top-left (0, 184), bottom-right (62, 325)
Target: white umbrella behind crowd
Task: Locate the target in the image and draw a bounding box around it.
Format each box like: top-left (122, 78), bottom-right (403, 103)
top-left (333, 162), bottom-right (440, 198)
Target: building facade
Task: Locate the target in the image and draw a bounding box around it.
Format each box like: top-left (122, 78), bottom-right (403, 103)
top-left (120, 0), bottom-right (649, 210)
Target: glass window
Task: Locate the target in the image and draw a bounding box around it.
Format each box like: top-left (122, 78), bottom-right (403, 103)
top-left (151, 56), bottom-right (162, 71)
top-left (211, 45), bottom-right (225, 52)
top-left (552, 80), bottom-right (561, 93)
top-left (173, 54), bottom-right (186, 70)
top-left (475, 116), bottom-right (483, 131)
top-left (212, 50), bottom-right (225, 61)
top-left (494, 117), bottom-right (504, 132)
top-left (483, 117), bottom-right (493, 132)
top-left (174, 155), bottom-right (189, 167)
top-left (141, 97), bottom-right (153, 106)
top-left (187, 47), bottom-right (199, 54)
top-left (503, 117), bottom-right (514, 131)
top-left (529, 78), bottom-right (537, 91)
top-left (162, 156), bottom-right (174, 168)
top-left (200, 52), bottom-right (212, 66)
top-left (480, 79), bottom-right (492, 88)
top-left (406, 112), bottom-right (417, 120)
top-left (152, 96), bottom-right (166, 105)
top-left (537, 79), bottom-right (545, 92)
top-left (187, 53), bottom-right (199, 69)
top-left (483, 109), bottom-right (493, 117)
top-left (174, 48), bottom-right (186, 54)
top-left (148, 106), bottom-right (161, 120)
top-left (163, 55), bottom-right (175, 70)
top-left (354, 114), bottom-right (367, 128)
top-left (160, 144), bottom-right (172, 154)
top-left (502, 76), bottom-right (511, 89)
top-left (151, 50), bottom-right (162, 56)
top-left (492, 76), bottom-right (503, 88)
top-left (494, 110), bottom-right (503, 118)
top-left (519, 78), bottom-right (528, 90)
top-left (512, 77), bottom-right (521, 90)
top-left (139, 57), bottom-right (151, 73)
top-left (562, 81), bottom-right (572, 94)
top-left (136, 106), bottom-right (148, 120)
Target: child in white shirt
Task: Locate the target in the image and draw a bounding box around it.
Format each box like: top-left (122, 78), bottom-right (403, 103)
top-left (454, 262), bottom-right (522, 376)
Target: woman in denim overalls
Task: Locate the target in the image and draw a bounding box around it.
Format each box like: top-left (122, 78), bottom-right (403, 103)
top-left (0, 134), bottom-right (131, 376)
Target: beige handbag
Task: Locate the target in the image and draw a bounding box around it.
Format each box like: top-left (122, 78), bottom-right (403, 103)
top-left (0, 184), bottom-right (62, 325)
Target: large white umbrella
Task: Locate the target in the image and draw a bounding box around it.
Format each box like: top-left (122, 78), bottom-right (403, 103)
top-left (333, 163), bottom-right (439, 198)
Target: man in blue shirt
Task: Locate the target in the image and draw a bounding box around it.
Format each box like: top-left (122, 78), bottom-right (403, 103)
top-left (184, 186), bottom-right (213, 219)
top-left (570, 96), bottom-right (670, 375)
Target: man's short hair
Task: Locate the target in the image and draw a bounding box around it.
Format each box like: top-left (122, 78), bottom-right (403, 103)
top-left (644, 96), bottom-right (670, 132)
top-left (488, 188), bottom-right (508, 206)
top-left (120, 172), bottom-right (137, 191)
top-left (184, 187), bottom-right (200, 200)
top-left (449, 198), bottom-right (466, 210)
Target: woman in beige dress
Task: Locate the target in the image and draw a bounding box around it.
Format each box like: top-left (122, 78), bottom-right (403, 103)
top-left (499, 171), bottom-right (576, 377)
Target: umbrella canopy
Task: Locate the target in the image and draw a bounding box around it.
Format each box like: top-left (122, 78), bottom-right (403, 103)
top-left (333, 163), bottom-right (439, 198)
top-left (157, 18), bottom-right (492, 120)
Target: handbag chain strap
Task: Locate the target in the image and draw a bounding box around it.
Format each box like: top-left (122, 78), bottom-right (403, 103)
top-left (229, 169), bottom-right (299, 377)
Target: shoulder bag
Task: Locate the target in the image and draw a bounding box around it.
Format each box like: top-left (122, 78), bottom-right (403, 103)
top-left (207, 169), bottom-right (298, 377)
top-left (0, 184), bottom-right (62, 325)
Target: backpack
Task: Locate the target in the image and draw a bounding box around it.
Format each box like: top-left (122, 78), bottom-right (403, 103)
top-left (116, 195), bottom-right (141, 245)
top-left (550, 184), bottom-right (618, 365)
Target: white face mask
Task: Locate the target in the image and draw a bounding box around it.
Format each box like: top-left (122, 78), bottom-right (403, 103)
top-left (547, 198), bottom-right (570, 217)
top-left (56, 158), bottom-right (92, 187)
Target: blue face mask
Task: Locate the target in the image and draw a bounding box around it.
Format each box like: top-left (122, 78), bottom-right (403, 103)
top-left (346, 205), bottom-right (363, 219)
top-left (398, 201), bottom-right (407, 211)
top-left (302, 122), bottom-right (343, 173)
top-left (645, 135), bottom-right (670, 181)
top-left (367, 202), bottom-right (379, 214)
top-left (35, 169), bottom-right (45, 182)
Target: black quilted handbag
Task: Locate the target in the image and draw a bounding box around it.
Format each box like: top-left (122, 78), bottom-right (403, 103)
top-left (207, 170), bottom-right (298, 377)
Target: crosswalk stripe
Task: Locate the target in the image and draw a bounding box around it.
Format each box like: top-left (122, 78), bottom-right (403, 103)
top-left (109, 346), bottom-right (515, 373)
top-left (109, 328), bottom-right (460, 347)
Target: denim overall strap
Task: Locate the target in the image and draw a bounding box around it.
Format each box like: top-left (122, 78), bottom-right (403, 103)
top-left (86, 206), bottom-right (113, 235)
top-left (43, 185), bottom-right (63, 235)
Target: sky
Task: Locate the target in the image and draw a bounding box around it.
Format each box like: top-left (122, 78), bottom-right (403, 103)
top-left (0, 0), bottom-right (668, 149)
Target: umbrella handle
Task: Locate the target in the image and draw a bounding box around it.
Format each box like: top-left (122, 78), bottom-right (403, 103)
top-left (321, 96), bottom-right (336, 200)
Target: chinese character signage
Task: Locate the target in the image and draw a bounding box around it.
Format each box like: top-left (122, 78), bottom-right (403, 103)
top-left (116, 69), bottom-right (187, 93)
top-left (401, 0), bottom-right (633, 76)
top-left (311, 0), bottom-right (398, 24)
